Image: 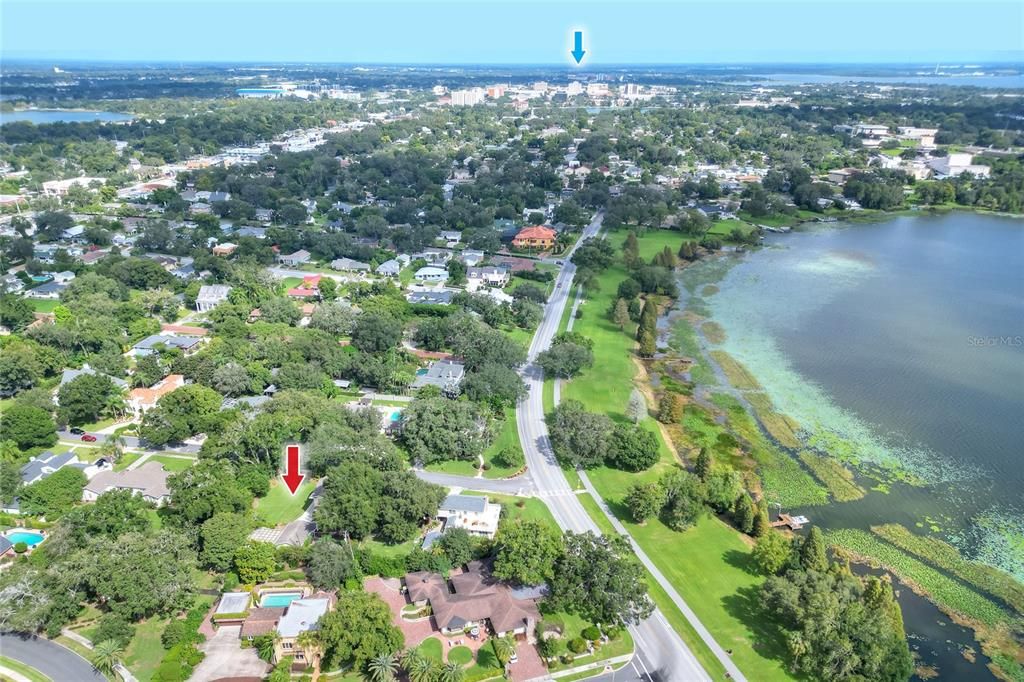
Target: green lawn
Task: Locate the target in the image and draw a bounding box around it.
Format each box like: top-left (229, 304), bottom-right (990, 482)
top-left (0, 655), bottom-right (52, 682)
top-left (480, 407), bottom-right (523, 479)
top-left (576, 492), bottom-right (619, 537)
top-left (448, 645), bottom-right (473, 665)
top-left (113, 451), bottom-right (144, 471)
top-left (424, 459), bottom-right (481, 477)
top-left (280, 277), bottom-right (304, 289)
top-left (149, 455), bottom-right (196, 473)
top-left (124, 616), bottom-right (169, 682)
top-left (463, 491), bottom-right (559, 532)
top-left (706, 218), bottom-right (756, 238)
top-left (559, 230), bottom-right (797, 681)
top-left (29, 299), bottom-right (60, 313)
top-left (418, 636), bottom-right (443, 662)
top-left (254, 479), bottom-right (316, 526)
top-left (542, 610), bottom-right (635, 672)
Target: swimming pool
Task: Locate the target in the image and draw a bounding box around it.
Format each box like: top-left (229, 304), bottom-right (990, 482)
top-left (390, 411), bottom-right (402, 422)
top-left (415, 368), bottom-right (429, 376)
top-left (5, 531), bottom-right (45, 547)
top-left (261, 592), bottom-right (303, 608)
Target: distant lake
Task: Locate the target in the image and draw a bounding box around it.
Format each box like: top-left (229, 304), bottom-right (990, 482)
top-left (740, 72), bottom-right (1024, 88)
top-left (0, 109), bottom-right (133, 125)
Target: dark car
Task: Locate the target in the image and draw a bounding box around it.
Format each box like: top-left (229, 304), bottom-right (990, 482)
top-left (81, 434), bottom-right (98, 442)
top-left (69, 427), bottom-right (85, 435)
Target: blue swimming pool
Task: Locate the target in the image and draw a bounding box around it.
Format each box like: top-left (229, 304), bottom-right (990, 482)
top-left (261, 593), bottom-right (302, 608)
top-left (5, 531), bottom-right (45, 547)
top-left (390, 411), bottom-right (402, 422)
top-left (416, 368), bottom-right (429, 376)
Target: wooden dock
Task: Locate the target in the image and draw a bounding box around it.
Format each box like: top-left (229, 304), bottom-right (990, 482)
top-left (771, 513), bottom-right (809, 531)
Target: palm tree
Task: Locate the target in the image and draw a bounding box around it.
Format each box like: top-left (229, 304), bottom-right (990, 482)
top-left (257, 632), bottom-right (280, 662)
top-left (365, 652), bottom-right (398, 682)
top-left (492, 635), bottom-right (516, 668)
top-left (297, 630), bottom-right (324, 682)
top-left (407, 656), bottom-right (438, 682)
top-left (437, 662), bottom-right (464, 682)
top-left (91, 639), bottom-right (123, 676)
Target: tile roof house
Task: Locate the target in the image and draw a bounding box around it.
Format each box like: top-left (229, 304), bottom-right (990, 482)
top-left (404, 560), bottom-right (541, 637)
top-left (511, 225), bottom-right (557, 249)
top-left (128, 374), bottom-right (185, 414)
top-left (411, 359), bottom-right (465, 391)
top-left (237, 593), bottom-right (335, 668)
top-left (286, 274), bottom-right (321, 299)
top-left (240, 607), bottom-right (285, 638)
top-left (83, 461), bottom-right (172, 505)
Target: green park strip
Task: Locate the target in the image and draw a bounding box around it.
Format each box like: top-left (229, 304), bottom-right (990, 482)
top-left (123, 616), bottom-right (171, 682)
top-left (463, 491), bottom-right (559, 530)
top-left (576, 492), bottom-right (618, 537)
top-left (254, 478), bottom-right (316, 526)
top-left (560, 231), bottom-right (799, 681)
top-left (0, 655), bottom-right (52, 682)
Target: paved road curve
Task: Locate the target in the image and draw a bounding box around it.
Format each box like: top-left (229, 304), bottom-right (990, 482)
top-left (0, 632), bottom-right (105, 681)
top-left (515, 211), bottom-right (738, 682)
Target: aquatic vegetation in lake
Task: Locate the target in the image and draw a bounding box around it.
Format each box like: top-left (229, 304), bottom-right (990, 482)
top-left (798, 451), bottom-right (866, 502)
top-left (709, 350), bottom-right (762, 390)
top-left (745, 392), bottom-right (802, 449)
top-left (871, 523), bottom-right (1024, 616)
top-left (951, 511), bottom-right (1024, 585)
top-left (701, 320), bottom-right (726, 344)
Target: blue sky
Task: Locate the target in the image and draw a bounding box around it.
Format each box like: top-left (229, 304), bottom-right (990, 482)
top-left (2, 1), bottom-right (1021, 64)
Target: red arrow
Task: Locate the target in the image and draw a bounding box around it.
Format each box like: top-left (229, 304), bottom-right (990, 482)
top-left (282, 445), bottom-right (305, 494)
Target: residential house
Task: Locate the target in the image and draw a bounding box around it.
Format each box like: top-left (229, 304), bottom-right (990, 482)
top-left (439, 230), bottom-right (462, 246)
top-left (20, 451), bottom-right (77, 485)
top-left (128, 374), bottom-right (185, 414)
top-left (437, 494), bottom-right (502, 539)
top-left (83, 461), bottom-right (172, 506)
top-left (254, 208), bottom-right (274, 223)
top-left (329, 257), bottom-right (370, 273)
top-left (273, 596), bottom-right (334, 668)
top-left (376, 259), bottom-right (401, 278)
top-left (235, 226), bottom-right (267, 239)
top-left (460, 250), bottom-right (485, 267)
top-left (928, 153), bottom-right (991, 178)
top-left (407, 290), bottom-right (454, 306)
top-left (24, 282), bottom-right (66, 300)
top-left (466, 266), bottom-right (509, 292)
top-left (130, 334), bottom-right (204, 357)
top-left (511, 225), bottom-right (556, 250)
top-left (60, 364), bottom-right (129, 390)
top-left (212, 242), bottom-right (238, 257)
top-left (411, 359), bottom-right (465, 391)
top-left (195, 284), bottom-right (232, 312)
top-left (279, 249), bottom-right (312, 266)
top-left (404, 560), bottom-right (541, 638)
top-left (413, 249), bottom-right (451, 265)
top-left (51, 271), bottom-right (76, 284)
top-left (161, 324), bottom-right (208, 337)
top-left (286, 274), bottom-right (321, 299)
top-left (414, 266), bottom-right (448, 283)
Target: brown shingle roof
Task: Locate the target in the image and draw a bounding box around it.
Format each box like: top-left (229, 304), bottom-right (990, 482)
top-left (240, 607), bottom-right (285, 638)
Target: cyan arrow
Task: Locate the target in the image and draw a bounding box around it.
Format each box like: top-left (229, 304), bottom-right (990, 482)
top-left (571, 31), bottom-right (586, 64)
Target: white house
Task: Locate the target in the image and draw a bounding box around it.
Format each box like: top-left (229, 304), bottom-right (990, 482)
top-left (437, 494), bottom-right (502, 539)
top-left (195, 284), bottom-right (232, 312)
top-left (466, 266), bottom-right (509, 292)
top-left (927, 153), bottom-right (991, 178)
top-left (413, 266), bottom-right (448, 283)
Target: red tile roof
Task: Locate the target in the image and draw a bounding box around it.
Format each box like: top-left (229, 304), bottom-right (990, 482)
top-left (513, 226), bottom-right (556, 241)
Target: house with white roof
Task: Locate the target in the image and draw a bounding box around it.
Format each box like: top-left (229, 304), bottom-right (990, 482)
top-left (437, 494), bottom-right (502, 539)
top-left (466, 266), bottom-right (509, 292)
top-left (414, 266), bottom-right (448, 283)
top-left (195, 284), bottom-right (232, 312)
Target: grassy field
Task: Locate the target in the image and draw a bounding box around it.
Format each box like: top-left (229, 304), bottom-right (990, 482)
top-left (707, 219), bottom-right (756, 238)
top-left (114, 451), bottom-right (144, 471)
top-left (0, 655), bottom-right (51, 682)
top-left (576, 492), bottom-right (619, 537)
top-left (124, 616), bottom-right (169, 682)
top-left (464, 491), bottom-right (558, 530)
top-left (149, 455), bottom-right (196, 473)
top-left (560, 231), bottom-right (798, 681)
top-left (480, 407), bottom-right (523, 479)
top-left (254, 479), bottom-right (316, 526)
top-left (29, 299), bottom-right (60, 313)
top-left (280, 276), bottom-right (304, 289)
top-left (542, 609), bottom-right (635, 672)
top-left (424, 459), bottom-right (480, 477)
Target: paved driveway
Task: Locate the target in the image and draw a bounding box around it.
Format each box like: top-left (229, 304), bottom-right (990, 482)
top-left (0, 632), bottom-right (104, 681)
top-left (190, 625), bottom-right (269, 682)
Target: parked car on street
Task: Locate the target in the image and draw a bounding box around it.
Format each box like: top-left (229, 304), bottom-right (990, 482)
top-left (81, 434), bottom-right (97, 442)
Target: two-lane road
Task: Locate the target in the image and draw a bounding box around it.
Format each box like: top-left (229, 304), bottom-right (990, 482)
top-left (515, 212), bottom-right (731, 682)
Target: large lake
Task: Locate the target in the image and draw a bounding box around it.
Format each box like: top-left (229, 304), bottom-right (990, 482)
top-left (707, 213), bottom-right (1024, 573)
top-left (692, 212), bottom-right (1023, 679)
top-left (0, 109), bottom-right (133, 125)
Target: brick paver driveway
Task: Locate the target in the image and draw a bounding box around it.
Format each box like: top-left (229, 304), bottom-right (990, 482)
top-left (365, 576), bottom-right (436, 646)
